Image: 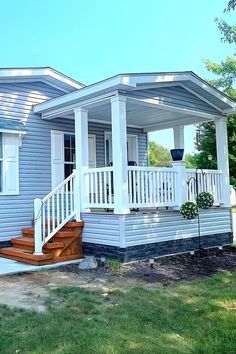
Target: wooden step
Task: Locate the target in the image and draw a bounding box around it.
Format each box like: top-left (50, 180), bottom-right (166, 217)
top-left (0, 247), bottom-right (53, 266)
top-left (11, 237), bottom-right (64, 251)
top-left (22, 228), bottom-right (34, 238)
top-left (1, 220), bottom-right (83, 266)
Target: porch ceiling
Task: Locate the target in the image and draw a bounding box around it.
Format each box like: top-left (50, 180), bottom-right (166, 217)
top-left (86, 99), bottom-right (205, 131)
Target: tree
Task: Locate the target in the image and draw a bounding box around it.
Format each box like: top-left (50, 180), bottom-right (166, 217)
top-left (193, 1), bottom-right (236, 187)
top-left (148, 141), bottom-right (172, 167)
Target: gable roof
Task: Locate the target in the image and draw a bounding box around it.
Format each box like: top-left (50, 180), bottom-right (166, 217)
top-left (34, 71), bottom-right (236, 115)
top-left (0, 67), bottom-right (85, 93)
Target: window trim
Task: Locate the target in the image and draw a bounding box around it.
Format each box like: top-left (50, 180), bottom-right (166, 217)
top-left (0, 132), bottom-right (20, 196)
top-left (104, 131), bottom-right (139, 166)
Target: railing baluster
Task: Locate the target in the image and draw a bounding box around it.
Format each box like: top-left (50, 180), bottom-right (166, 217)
top-left (47, 199), bottom-right (50, 236)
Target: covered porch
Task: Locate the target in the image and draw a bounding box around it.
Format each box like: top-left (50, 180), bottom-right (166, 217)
top-left (33, 72), bottom-right (235, 256)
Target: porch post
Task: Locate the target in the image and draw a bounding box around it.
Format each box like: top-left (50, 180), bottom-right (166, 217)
top-left (74, 107), bottom-right (89, 216)
top-left (173, 125), bottom-right (185, 149)
top-left (215, 117), bottom-right (231, 207)
top-left (110, 94), bottom-right (130, 214)
top-left (173, 125), bottom-right (186, 207)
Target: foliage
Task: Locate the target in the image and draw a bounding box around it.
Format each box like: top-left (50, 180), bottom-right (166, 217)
top-left (196, 192), bottom-right (214, 209)
top-left (184, 153), bottom-right (198, 168)
top-left (225, 0), bottom-right (236, 12)
top-left (193, 3), bottom-right (236, 187)
top-left (180, 201), bottom-right (198, 220)
top-left (106, 259), bottom-right (122, 273)
top-left (148, 141), bottom-right (172, 167)
top-left (1, 271), bottom-right (236, 353)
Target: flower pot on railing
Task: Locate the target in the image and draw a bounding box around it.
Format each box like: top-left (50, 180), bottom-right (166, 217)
top-left (170, 149), bottom-right (184, 161)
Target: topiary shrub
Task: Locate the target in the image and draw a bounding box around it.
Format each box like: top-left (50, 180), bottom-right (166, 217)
top-left (180, 202), bottom-right (198, 220)
top-left (196, 192), bottom-right (214, 209)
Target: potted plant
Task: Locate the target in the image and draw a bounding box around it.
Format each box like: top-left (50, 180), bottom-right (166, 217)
top-left (170, 148), bottom-right (184, 161)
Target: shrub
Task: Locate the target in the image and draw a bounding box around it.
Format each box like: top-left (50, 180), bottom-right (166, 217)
top-left (180, 202), bottom-right (198, 219)
top-left (196, 192), bottom-right (214, 209)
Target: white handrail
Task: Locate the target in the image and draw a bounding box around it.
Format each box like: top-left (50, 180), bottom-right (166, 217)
top-left (34, 172), bottom-right (76, 254)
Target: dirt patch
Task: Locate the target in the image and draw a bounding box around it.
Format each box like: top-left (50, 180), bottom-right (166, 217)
top-left (0, 247), bottom-right (235, 311)
top-left (57, 247), bottom-right (236, 286)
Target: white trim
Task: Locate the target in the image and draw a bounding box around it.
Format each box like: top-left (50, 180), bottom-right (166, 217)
top-left (0, 133), bottom-right (20, 195)
top-left (0, 129), bottom-right (26, 135)
top-left (143, 116), bottom-right (210, 132)
top-left (34, 72), bottom-right (236, 116)
top-left (39, 92), bottom-right (118, 119)
top-left (0, 67), bottom-right (84, 91)
top-left (51, 129), bottom-right (97, 188)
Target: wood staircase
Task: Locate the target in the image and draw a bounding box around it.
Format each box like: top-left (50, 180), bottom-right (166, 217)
top-left (0, 221), bottom-right (83, 266)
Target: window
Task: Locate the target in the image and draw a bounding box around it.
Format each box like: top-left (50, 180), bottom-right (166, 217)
top-left (51, 130), bottom-right (97, 188)
top-left (64, 134), bottom-right (76, 179)
top-left (0, 132), bottom-right (19, 195)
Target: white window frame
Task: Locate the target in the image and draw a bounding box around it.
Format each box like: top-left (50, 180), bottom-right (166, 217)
top-left (51, 130), bottom-right (97, 188)
top-left (0, 132), bottom-right (20, 196)
top-left (104, 131), bottom-right (138, 166)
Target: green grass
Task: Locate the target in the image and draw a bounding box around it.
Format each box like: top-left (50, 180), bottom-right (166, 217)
top-left (1, 271), bottom-right (236, 354)
top-left (233, 207), bottom-right (236, 213)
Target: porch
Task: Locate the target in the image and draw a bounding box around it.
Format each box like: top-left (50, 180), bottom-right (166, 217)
top-left (31, 72), bottom-right (236, 256)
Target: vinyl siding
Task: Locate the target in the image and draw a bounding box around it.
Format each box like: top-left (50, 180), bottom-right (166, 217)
top-left (127, 86), bottom-right (221, 115)
top-left (81, 213), bottom-right (121, 246)
top-left (82, 208), bottom-right (232, 248)
top-left (124, 208), bottom-right (232, 247)
top-left (0, 81), bottom-right (147, 241)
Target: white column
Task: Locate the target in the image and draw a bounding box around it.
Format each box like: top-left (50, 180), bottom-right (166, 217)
top-left (215, 117), bottom-right (231, 207)
top-left (74, 107), bottom-right (89, 216)
top-left (110, 94), bottom-right (130, 214)
top-left (173, 125), bottom-right (185, 149)
top-left (172, 160), bottom-right (187, 208)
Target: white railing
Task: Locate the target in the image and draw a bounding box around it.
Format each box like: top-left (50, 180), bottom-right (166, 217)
top-left (83, 167), bottom-right (114, 208)
top-left (185, 169), bottom-right (223, 205)
top-left (128, 166), bottom-right (178, 208)
top-left (34, 171), bottom-right (76, 254)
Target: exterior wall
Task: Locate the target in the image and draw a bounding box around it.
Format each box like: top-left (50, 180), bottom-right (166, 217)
top-left (89, 122), bottom-right (147, 167)
top-left (82, 208), bottom-right (233, 261)
top-left (0, 81), bottom-right (147, 242)
top-left (0, 82), bottom-right (75, 241)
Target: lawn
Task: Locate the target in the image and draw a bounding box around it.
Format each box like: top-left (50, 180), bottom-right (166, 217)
top-left (0, 271), bottom-right (236, 354)
top-left (233, 207), bottom-right (236, 213)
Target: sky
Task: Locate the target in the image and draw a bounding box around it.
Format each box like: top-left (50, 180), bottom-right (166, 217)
top-left (0, 0), bottom-right (234, 154)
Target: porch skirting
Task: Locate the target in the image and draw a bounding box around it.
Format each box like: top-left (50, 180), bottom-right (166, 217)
top-left (81, 208), bottom-right (233, 261)
top-left (83, 232), bottom-right (233, 261)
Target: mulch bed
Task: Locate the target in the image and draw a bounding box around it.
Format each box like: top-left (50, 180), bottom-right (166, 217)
top-left (57, 247), bottom-right (236, 286)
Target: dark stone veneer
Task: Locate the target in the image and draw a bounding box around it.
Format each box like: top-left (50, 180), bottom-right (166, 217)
top-left (83, 232), bottom-right (233, 262)
top-left (0, 241), bottom-right (11, 248)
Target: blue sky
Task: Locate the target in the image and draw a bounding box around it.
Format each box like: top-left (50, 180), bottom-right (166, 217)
top-left (0, 0), bottom-right (234, 153)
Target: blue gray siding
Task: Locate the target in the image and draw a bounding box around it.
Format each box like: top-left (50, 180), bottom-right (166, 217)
top-left (0, 81), bottom-right (147, 241)
top-left (81, 208), bottom-right (232, 248)
top-left (127, 86), bottom-right (221, 115)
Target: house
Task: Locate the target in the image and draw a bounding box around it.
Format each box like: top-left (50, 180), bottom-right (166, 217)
top-left (0, 67), bottom-right (234, 264)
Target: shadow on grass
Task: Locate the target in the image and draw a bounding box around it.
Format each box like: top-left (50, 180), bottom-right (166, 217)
top-left (0, 271), bottom-right (235, 354)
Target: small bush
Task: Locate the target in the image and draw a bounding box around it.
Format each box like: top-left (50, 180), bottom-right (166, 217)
top-left (107, 259), bottom-right (122, 273)
top-left (197, 192), bottom-right (214, 209)
top-left (180, 202), bottom-right (198, 219)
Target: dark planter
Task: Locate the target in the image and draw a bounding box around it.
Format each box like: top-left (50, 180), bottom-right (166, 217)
top-left (170, 149), bottom-right (184, 161)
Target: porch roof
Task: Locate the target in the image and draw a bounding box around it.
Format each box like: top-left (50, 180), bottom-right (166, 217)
top-left (34, 71), bottom-right (236, 131)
